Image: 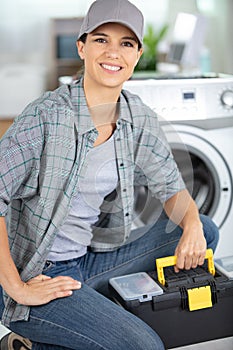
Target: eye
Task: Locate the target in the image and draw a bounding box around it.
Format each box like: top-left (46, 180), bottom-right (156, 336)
top-left (94, 37), bottom-right (107, 44)
top-left (122, 41), bottom-right (135, 48)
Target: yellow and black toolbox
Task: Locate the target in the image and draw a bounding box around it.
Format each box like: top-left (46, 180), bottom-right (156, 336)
top-left (109, 249), bottom-right (233, 348)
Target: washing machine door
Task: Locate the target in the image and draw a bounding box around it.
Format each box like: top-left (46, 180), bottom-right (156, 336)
top-left (133, 123), bottom-right (232, 229)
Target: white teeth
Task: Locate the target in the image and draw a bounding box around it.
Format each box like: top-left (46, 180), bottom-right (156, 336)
top-left (101, 64), bottom-right (121, 71)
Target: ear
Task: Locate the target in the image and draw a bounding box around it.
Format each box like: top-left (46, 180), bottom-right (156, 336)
top-left (76, 40), bottom-right (85, 60)
top-left (134, 47), bottom-right (143, 67)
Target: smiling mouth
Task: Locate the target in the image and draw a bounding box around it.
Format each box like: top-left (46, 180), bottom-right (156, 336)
top-left (101, 64), bottom-right (122, 72)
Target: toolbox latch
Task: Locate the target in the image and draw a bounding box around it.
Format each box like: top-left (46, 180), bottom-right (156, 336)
top-left (187, 286), bottom-right (212, 311)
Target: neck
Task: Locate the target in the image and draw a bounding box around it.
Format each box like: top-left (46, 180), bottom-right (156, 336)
top-left (83, 76), bottom-right (122, 108)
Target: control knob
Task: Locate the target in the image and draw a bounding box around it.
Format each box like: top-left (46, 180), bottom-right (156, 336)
top-left (221, 90), bottom-right (233, 108)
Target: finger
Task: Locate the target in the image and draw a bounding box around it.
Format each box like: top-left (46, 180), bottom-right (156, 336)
top-left (197, 250), bottom-right (206, 266)
top-left (191, 250), bottom-right (206, 268)
top-left (51, 289), bottom-right (76, 300)
top-left (47, 275), bottom-right (80, 283)
top-left (184, 252), bottom-right (205, 270)
top-left (26, 277), bottom-right (82, 298)
top-left (44, 279), bottom-right (82, 302)
top-left (27, 275), bottom-right (52, 285)
top-left (29, 287), bottom-right (74, 305)
top-left (24, 278), bottom-right (82, 305)
top-left (44, 276), bottom-right (82, 289)
top-left (184, 256), bottom-right (192, 270)
top-left (197, 257), bottom-right (205, 267)
top-left (188, 252), bottom-right (201, 269)
top-left (191, 257), bottom-right (199, 269)
top-left (176, 253), bottom-right (193, 271)
top-left (40, 275), bottom-right (52, 281)
top-left (175, 254), bottom-right (185, 272)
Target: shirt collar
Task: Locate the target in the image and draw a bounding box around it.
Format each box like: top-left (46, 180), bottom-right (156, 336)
top-left (69, 77), bottom-right (133, 135)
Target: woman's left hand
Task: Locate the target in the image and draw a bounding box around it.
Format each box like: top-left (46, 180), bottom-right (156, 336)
top-left (174, 223), bottom-right (207, 273)
top-left (164, 190), bottom-right (207, 273)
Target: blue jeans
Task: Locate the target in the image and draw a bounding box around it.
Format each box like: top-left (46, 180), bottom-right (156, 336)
top-left (1, 215), bottom-right (219, 350)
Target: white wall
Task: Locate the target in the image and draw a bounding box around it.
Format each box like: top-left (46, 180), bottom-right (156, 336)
top-left (0, 0), bottom-right (167, 65)
top-left (0, 0), bottom-right (232, 76)
top-left (0, 0), bottom-right (170, 116)
top-left (0, 0), bottom-right (92, 66)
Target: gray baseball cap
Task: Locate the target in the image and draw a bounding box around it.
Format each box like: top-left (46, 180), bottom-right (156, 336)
top-left (78, 0), bottom-right (144, 46)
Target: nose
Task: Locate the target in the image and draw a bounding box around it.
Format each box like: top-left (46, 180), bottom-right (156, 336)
top-left (105, 43), bottom-right (120, 59)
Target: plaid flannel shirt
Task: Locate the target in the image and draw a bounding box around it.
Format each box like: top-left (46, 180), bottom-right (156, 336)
top-left (0, 78), bottom-right (185, 325)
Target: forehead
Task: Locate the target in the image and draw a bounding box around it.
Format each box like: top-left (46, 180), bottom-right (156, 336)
top-left (90, 22), bottom-right (137, 39)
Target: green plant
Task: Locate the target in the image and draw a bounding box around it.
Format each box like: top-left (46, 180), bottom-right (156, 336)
top-left (135, 23), bottom-right (169, 71)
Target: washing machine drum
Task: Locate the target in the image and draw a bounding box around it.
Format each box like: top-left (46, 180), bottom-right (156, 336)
top-left (173, 149), bottom-right (215, 215)
top-left (133, 129), bottom-right (232, 229)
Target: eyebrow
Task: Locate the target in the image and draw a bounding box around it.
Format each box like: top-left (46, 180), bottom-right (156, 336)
top-left (91, 32), bottom-right (138, 43)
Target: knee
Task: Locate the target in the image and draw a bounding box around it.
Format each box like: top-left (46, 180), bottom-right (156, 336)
top-left (200, 214), bottom-right (219, 252)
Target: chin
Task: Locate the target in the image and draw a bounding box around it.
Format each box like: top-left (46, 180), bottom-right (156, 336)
top-left (101, 78), bottom-right (125, 89)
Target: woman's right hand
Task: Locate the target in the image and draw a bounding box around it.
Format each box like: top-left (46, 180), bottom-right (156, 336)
top-left (15, 274), bottom-right (82, 306)
top-left (0, 217), bottom-right (81, 306)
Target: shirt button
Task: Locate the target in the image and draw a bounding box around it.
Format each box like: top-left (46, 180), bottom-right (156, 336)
top-left (123, 188), bottom-right (127, 192)
top-left (116, 138), bottom-right (120, 141)
top-left (120, 163), bottom-right (124, 167)
top-left (125, 212), bottom-right (129, 217)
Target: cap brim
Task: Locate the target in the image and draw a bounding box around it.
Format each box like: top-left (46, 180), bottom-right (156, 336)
top-left (79, 19), bottom-right (143, 46)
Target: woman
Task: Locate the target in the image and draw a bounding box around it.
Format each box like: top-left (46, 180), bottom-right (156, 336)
top-left (0, 0), bottom-right (219, 349)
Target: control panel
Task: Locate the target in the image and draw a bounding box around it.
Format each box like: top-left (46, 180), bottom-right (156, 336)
top-left (123, 75), bottom-right (233, 121)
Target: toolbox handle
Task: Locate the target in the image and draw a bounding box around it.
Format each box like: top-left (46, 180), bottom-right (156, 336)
top-left (156, 248), bottom-right (215, 286)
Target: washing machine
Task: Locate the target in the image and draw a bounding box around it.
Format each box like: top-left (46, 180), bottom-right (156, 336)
top-left (124, 74), bottom-right (233, 258)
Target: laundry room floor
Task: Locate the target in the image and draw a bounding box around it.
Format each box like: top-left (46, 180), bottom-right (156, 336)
top-left (171, 337), bottom-right (233, 350)
top-left (1, 323), bottom-right (232, 349)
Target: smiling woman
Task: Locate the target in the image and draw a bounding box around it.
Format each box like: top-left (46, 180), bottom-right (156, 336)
top-left (0, 1), bottom-right (219, 349)
top-left (77, 23), bottom-right (143, 106)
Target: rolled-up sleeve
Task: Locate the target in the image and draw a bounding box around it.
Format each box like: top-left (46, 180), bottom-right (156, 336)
top-left (0, 112), bottom-right (44, 216)
top-left (133, 106), bottom-right (186, 203)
